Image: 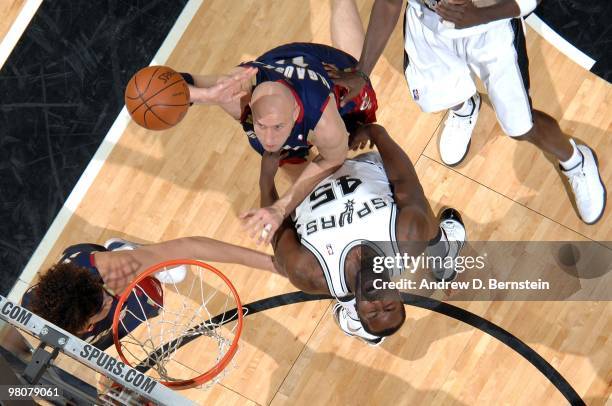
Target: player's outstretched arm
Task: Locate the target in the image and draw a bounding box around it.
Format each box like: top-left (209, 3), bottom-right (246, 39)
top-left (242, 99), bottom-right (347, 245)
top-left (356, 124), bottom-right (438, 247)
top-left (187, 66), bottom-right (257, 119)
top-left (326, 0), bottom-right (403, 105)
top-left (252, 152), bottom-right (329, 293)
top-left (97, 237), bottom-right (276, 293)
top-left (358, 0), bottom-right (404, 76)
top-left (360, 123), bottom-right (428, 209)
top-left (259, 151), bottom-right (283, 208)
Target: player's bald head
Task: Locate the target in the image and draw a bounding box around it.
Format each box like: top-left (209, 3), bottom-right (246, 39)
top-left (250, 82), bottom-right (295, 120)
top-left (351, 244), bottom-right (406, 337)
top-left (249, 82), bottom-right (299, 152)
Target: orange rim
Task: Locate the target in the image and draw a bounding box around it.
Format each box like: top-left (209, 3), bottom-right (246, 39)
top-left (112, 259), bottom-right (243, 389)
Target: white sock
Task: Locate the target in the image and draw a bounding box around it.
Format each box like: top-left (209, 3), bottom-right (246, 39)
top-left (560, 139), bottom-right (581, 170)
top-left (452, 96), bottom-right (475, 117)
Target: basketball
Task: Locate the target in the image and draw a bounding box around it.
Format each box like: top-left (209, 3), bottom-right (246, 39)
top-left (124, 66), bottom-right (190, 131)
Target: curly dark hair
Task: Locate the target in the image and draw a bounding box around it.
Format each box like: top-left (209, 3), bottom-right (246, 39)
top-left (30, 262), bottom-right (105, 334)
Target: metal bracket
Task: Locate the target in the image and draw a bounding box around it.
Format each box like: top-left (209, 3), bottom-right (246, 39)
top-left (38, 325), bottom-right (69, 348)
top-left (22, 325), bottom-right (68, 384)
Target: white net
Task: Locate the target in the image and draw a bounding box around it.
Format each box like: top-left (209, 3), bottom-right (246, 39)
top-left (113, 261), bottom-right (243, 390)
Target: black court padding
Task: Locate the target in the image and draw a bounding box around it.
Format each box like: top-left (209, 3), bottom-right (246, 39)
top-left (536, 1), bottom-right (611, 82)
top-left (0, 0), bottom-right (189, 295)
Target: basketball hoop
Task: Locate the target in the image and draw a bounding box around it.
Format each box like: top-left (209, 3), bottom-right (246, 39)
top-left (112, 259), bottom-right (243, 390)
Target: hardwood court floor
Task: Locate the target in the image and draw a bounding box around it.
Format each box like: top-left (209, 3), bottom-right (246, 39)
top-left (0, 0), bottom-right (25, 44)
top-left (8, 0), bottom-right (612, 404)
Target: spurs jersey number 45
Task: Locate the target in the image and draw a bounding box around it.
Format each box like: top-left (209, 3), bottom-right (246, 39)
top-left (294, 153), bottom-right (400, 298)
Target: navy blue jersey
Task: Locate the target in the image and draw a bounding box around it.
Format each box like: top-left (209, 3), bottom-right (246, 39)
top-left (22, 244), bottom-right (162, 350)
top-left (240, 43), bottom-right (377, 161)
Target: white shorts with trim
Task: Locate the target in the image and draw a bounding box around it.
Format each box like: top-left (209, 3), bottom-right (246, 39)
top-left (403, 3), bottom-right (534, 136)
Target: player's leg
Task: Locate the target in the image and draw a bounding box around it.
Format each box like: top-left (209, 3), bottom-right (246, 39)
top-left (403, 3), bottom-right (478, 166)
top-left (331, 0), bottom-right (365, 59)
top-left (519, 115), bottom-right (605, 224)
top-left (475, 19), bottom-right (605, 224)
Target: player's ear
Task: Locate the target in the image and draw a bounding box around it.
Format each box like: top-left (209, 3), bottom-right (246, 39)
top-left (292, 102), bottom-right (299, 121)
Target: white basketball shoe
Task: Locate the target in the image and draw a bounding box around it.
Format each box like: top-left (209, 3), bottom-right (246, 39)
top-left (104, 238), bottom-right (187, 284)
top-left (332, 302), bottom-right (385, 346)
top-left (433, 208), bottom-right (467, 282)
top-left (439, 93), bottom-right (481, 166)
top-left (561, 144), bottom-right (606, 224)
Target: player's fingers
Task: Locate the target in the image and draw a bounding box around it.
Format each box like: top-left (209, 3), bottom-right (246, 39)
top-left (244, 214), bottom-right (263, 230)
top-left (238, 66), bottom-right (258, 80)
top-left (247, 218), bottom-right (265, 239)
top-left (231, 90), bottom-right (248, 100)
top-left (327, 70), bottom-right (341, 79)
top-left (435, 5), bottom-right (462, 22)
top-left (322, 63), bottom-right (338, 75)
top-left (342, 86), bottom-right (362, 107)
top-left (340, 92), bottom-right (355, 107)
top-left (264, 224), bottom-right (276, 244)
top-left (258, 223), bottom-right (273, 245)
top-left (369, 139), bottom-right (374, 149)
top-left (239, 209), bottom-right (256, 220)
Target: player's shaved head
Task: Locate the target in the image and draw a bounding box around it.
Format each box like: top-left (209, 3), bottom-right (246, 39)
top-left (250, 82), bottom-right (299, 152)
top-left (349, 245), bottom-right (406, 337)
top-left (251, 82), bottom-right (294, 118)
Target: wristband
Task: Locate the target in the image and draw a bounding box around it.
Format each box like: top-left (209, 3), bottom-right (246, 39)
top-left (515, 0), bottom-right (537, 17)
top-left (179, 72), bottom-right (195, 106)
top-left (353, 69), bottom-right (370, 83)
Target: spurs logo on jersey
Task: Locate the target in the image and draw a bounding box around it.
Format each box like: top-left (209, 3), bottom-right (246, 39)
top-left (294, 153), bottom-right (401, 298)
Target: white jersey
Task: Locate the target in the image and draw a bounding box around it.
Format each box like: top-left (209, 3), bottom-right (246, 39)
top-left (294, 152), bottom-right (400, 299)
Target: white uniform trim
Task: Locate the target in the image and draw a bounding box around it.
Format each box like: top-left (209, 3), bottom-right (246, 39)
top-left (295, 153), bottom-right (400, 299)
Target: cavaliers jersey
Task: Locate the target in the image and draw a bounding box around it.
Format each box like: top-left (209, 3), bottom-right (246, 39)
top-left (21, 244), bottom-right (163, 350)
top-left (240, 43), bottom-right (378, 159)
top-left (294, 152), bottom-right (400, 299)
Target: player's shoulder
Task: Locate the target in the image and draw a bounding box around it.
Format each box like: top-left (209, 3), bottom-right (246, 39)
top-left (285, 247), bottom-right (328, 294)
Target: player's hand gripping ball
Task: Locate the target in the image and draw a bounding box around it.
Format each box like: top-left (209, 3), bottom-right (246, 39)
top-left (125, 66), bottom-right (190, 131)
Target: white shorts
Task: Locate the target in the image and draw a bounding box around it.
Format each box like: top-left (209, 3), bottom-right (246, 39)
top-left (403, 3), bottom-right (533, 136)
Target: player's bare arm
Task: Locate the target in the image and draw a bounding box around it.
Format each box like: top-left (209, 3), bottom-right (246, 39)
top-left (253, 150), bottom-right (329, 291)
top-left (435, 0), bottom-right (528, 29)
top-left (271, 219), bottom-right (330, 294)
top-left (187, 66), bottom-right (257, 118)
top-left (95, 236), bottom-right (275, 293)
top-left (242, 97), bottom-right (348, 245)
top-left (354, 124), bottom-right (439, 244)
top-left (326, 0), bottom-right (403, 105)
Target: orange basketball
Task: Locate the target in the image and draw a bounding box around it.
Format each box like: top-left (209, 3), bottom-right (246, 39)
top-left (124, 66), bottom-right (190, 131)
